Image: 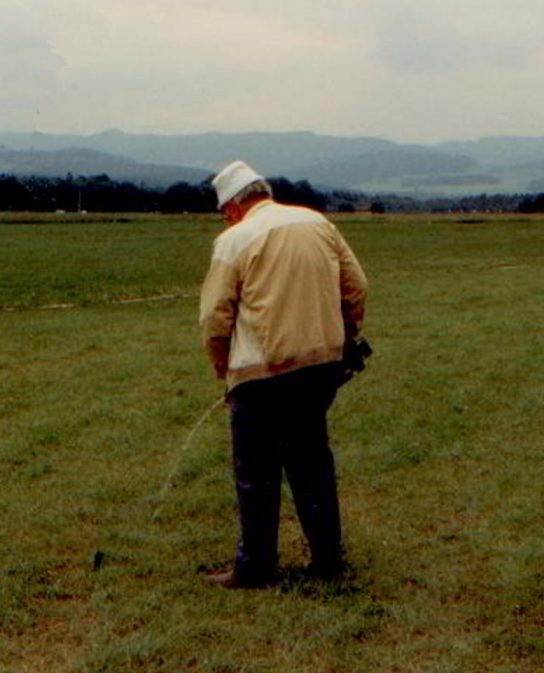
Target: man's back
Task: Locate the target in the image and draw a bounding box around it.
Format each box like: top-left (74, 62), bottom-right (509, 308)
top-left (200, 199), bottom-right (367, 390)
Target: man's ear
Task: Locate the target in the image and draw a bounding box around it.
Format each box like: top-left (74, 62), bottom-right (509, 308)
top-left (225, 201), bottom-right (243, 226)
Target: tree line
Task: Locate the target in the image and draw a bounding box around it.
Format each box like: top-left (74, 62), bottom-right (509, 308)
top-left (0, 174), bottom-right (332, 214)
top-left (1, 172), bottom-right (543, 213)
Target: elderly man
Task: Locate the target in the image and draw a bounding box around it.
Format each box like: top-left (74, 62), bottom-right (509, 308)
top-left (200, 160), bottom-right (368, 588)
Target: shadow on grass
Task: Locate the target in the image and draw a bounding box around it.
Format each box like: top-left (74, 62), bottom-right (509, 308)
top-left (275, 563), bottom-right (379, 601)
top-left (195, 559), bottom-right (378, 602)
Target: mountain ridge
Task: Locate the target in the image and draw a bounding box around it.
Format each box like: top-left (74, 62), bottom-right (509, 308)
top-left (0, 146), bottom-right (210, 187)
top-left (2, 130), bottom-right (544, 195)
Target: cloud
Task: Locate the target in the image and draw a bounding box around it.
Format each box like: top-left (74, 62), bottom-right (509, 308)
top-left (26, 0), bottom-right (356, 133)
top-left (50, 2), bottom-right (348, 75)
top-left (0, 1), bottom-right (64, 126)
top-left (367, 0), bottom-right (544, 74)
top-left (1, 0), bottom-right (544, 140)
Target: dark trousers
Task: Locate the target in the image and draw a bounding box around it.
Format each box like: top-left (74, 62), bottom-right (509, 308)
top-left (227, 363), bottom-right (344, 584)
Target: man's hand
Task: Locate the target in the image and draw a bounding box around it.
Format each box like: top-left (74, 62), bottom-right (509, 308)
top-left (206, 337), bottom-right (231, 380)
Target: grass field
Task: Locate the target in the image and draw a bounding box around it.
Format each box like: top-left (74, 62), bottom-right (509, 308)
top-left (1, 211), bottom-right (543, 673)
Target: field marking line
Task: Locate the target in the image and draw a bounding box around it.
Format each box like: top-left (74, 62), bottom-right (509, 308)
top-left (1, 292), bottom-right (198, 313)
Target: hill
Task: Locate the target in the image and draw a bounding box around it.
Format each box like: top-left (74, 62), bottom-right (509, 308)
top-left (2, 130), bottom-right (544, 195)
top-left (0, 146), bottom-right (209, 187)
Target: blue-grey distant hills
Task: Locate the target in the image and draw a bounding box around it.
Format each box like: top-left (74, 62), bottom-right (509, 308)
top-left (0, 145), bottom-right (209, 187)
top-left (2, 130), bottom-right (544, 195)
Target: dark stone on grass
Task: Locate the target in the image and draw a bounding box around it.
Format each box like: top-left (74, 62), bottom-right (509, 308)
top-left (92, 550), bottom-right (105, 571)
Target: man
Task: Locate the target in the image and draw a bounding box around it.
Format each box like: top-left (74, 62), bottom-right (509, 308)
top-left (199, 160), bottom-right (368, 588)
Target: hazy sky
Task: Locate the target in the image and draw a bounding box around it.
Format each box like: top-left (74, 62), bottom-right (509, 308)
top-left (1, 0), bottom-right (543, 143)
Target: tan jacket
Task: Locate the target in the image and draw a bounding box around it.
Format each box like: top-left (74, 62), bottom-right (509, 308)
top-left (200, 199), bottom-right (368, 391)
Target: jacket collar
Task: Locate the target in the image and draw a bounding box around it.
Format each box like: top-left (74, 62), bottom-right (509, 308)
top-left (242, 198), bottom-right (274, 221)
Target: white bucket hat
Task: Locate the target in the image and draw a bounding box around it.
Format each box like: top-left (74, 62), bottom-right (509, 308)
top-left (212, 160), bottom-right (264, 208)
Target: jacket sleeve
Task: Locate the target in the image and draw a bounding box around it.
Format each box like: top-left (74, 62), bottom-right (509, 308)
top-left (336, 231), bottom-right (368, 338)
top-left (199, 245), bottom-right (239, 379)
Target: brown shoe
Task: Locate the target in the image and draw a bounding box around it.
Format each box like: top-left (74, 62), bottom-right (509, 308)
top-left (204, 570), bottom-right (274, 589)
top-left (205, 570), bottom-right (240, 589)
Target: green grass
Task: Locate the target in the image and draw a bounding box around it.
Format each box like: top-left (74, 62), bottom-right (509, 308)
top-left (1, 212), bottom-right (544, 672)
top-left (0, 212), bottom-right (215, 308)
